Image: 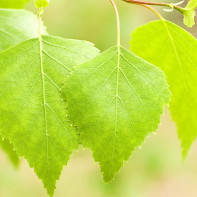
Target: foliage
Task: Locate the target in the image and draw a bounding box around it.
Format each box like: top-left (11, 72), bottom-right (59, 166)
top-left (0, 0), bottom-right (197, 196)
top-left (183, 0), bottom-right (197, 27)
top-left (35, 0), bottom-right (49, 8)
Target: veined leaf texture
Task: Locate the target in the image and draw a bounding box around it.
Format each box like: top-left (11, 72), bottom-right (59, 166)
top-left (62, 46), bottom-right (170, 182)
top-left (0, 35), bottom-right (99, 196)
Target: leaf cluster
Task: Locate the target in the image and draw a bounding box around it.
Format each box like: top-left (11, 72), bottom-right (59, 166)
top-left (0, 0), bottom-right (197, 196)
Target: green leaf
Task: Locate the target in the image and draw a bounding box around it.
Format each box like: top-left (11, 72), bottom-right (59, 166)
top-left (35, 0), bottom-right (49, 8)
top-left (62, 46), bottom-right (170, 182)
top-left (183, 9), bottom-right (195, 27)
top-left (0, 9), bottom-right (47, 52)
top-left (0, 0), bottom-right (31, 9)
top-left (183, 0), bottom-right (197, 27)
top-left (0, 35), bottom-right (99, 196)
top-left (130, 20), bottom-right (197, 158)
top-left (0, 136), bottom-right (19, 167)
top-left (185, 0), bottom-right (197, 10)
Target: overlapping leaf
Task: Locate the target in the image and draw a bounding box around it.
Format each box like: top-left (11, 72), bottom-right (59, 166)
top-left (62, 46), bottom-right (170, 181)
top-left (0, 0), bottom-right (31, 9)
top-left (130, 20), bottom-right (197, 158)
top-left (0, 9), bottom-right (46, 51)
top-left (0, 35), bottom-right (99, 196)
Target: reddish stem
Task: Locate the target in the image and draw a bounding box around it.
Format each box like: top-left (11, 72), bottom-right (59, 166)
top-left (122, 0), bottom-right (184, 13)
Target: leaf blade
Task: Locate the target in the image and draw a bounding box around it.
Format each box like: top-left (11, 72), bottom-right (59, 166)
top-left (130, 20), bottom-right (197, 158)
top-left (0, 35), bottom-right (99, 196)
top-left (62, 46), bottom-right (170, 181)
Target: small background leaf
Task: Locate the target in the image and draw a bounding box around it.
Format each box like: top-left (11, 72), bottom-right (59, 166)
top-left (35, 0), bottom-right (49, 8)
top-left (0, 9), bottom-right (47, 51)
top-left (183, 0), bottom-right (197, 27)
top-left (0, 0), bottom-right (31, 9)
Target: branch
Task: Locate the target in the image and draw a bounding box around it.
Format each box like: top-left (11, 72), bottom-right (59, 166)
top-left (122, 0), bottom-right (185, 13)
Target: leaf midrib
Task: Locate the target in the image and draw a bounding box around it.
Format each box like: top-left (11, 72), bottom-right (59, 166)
top-left (161, 20), bottom-right (189, 90)
top-left (115, 46), bottom-right (120, 133)
top-left (39, 33), bottom-right (50, 185)
top-left (108, 45), bottom-right (120, 178)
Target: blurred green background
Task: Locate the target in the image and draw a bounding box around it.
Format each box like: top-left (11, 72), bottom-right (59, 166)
top-left (1, 0), bottom-right (197, 196)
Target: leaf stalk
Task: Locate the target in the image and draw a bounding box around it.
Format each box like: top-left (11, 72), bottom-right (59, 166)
top-left (109, 0), bottom-right (121, 46)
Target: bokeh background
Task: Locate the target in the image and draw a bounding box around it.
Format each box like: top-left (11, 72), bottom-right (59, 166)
top-left (1, 0), bottom-right (197, 196)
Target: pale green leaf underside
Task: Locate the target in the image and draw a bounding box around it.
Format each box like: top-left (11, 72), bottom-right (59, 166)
top-left (0, 35), bottom-right (99, 196)
top-left (62, 46), bottom-right (170, 182)
top-left (0, 9), bottom-right (47, 51)
top-left (130, 20), bottom-right (197, 158)
top-left (0, 0), bottom-right (31, 9)
top-left (0, 135), bottom-right (19, 166)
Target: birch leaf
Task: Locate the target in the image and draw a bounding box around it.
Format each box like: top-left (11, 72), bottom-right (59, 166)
top-left (131, 20), bottom-right (197, 158)
top-left (0, 35), bottom-right (99, 196)
top-left (62, 46), bottom-right (170, 182)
